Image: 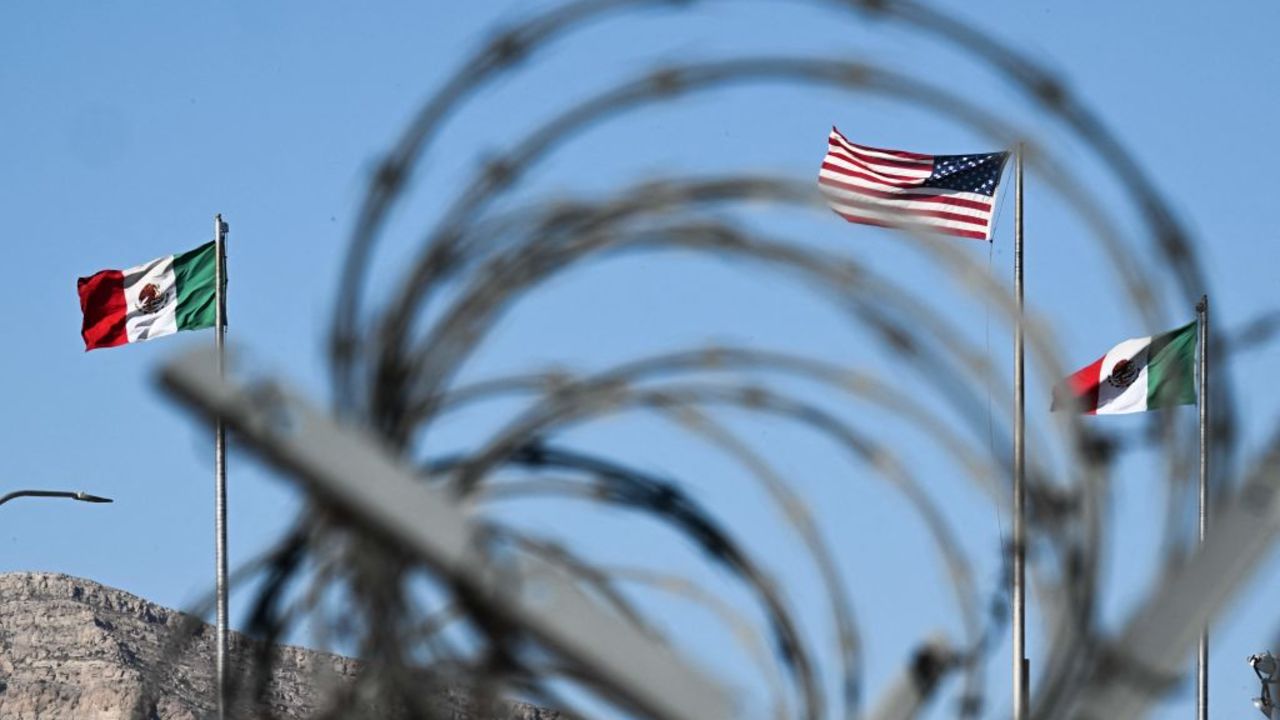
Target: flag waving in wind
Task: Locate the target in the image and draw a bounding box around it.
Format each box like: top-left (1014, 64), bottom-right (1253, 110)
top-left (1052, 321), bottom-right (1198, 415)
top-left (818, 127), bottom-right (1009, 241)
top-left (77, 242), bottom-right (219, 351)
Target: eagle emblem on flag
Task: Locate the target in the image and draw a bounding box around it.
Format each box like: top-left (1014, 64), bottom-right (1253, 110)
top-left (137, 283), bottom-right (168, 315)
top-left (1105, 357), bottom-right (1139, 389)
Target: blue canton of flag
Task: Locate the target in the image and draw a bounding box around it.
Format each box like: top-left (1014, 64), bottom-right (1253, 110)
top-left (926, 153), bottom-right (1008, 197)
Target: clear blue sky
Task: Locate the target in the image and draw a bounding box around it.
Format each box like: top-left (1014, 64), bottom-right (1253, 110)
top-left (3, 2), bottom-right (1279, 718)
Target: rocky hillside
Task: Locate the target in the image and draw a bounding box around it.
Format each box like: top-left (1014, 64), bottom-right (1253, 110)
top-left (0, 572), bottom-right (558, 719)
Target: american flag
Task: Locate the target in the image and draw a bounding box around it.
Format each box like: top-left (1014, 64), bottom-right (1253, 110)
top-left (818, 127), bottom-right (1010, 241)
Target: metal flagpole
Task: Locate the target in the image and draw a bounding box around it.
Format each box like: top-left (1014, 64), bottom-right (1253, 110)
top-left (1012, 144), bottom-right (1028, 720)
top-left (1196, 294), bottom-right (1209, 720)
top-left (214, 213), bottom-right (229, 720)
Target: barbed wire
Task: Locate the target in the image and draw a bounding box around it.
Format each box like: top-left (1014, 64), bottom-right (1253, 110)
top-left (138, 1), bottom-right (1264, 718)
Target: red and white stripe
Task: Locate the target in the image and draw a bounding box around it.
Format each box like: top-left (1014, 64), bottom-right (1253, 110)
top-left (818, 128), bottom-right (1000, 241)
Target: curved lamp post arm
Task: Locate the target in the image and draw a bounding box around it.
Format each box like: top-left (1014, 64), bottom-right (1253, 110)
top-left (0, 490), bottom-right (113, 507)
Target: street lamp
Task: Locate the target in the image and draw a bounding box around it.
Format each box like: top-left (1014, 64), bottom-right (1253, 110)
top-left (0, 490), bottom-right (113, 507)
top-left (1251, 652), bottom-right (1278, 718)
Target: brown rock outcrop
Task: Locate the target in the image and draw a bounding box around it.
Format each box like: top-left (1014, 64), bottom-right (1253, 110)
top-left (0, 572), bottom-right (557, 719)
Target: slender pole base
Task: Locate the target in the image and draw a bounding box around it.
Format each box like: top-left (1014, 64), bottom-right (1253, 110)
top-left (1196, 295), bottom-right (1209, 720)
top-left (214, 214), bottom-right (229, 720)
top-left (1012, 145), bottom-right (1028, 720)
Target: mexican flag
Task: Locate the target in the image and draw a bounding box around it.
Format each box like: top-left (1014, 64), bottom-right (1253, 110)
top-left (77, 242), bottom-right (219, 351)
top-left (1052, 321), bottom-right (1197, 415)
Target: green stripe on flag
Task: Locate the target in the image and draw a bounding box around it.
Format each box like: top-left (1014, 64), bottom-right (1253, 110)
top-left (1146, 320), bottom-right (1197, 409)
top-left (174, 241), bottom-right (218, 331)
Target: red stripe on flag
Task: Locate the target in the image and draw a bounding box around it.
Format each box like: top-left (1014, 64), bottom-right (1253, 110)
top-left (818, 175), bottom-right (995, 211)
top-left (819, 162), bottom-right (923, 188)
top-left (826, 139), bottom-right (934, 173)
top-left (827, 199), bottom-right (991, 228)
top-left (830, 210), bottom-right (990, 240)
top-left (822, 186), bottom-right (992, 229)
top-left (1052, 356), bottom-right (1105, 414)
top-left (77, 269), bottom-right (128, 351)
top-left (829, 127), bottom-right (933, 161)
top-left (824, 137), bottom-right (936, 170)
top-left (823, 151), bottom-right (929, 184)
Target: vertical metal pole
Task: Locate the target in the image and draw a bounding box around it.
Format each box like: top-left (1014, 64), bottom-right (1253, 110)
top-left (214, 213), bottom-right (229, 720)
top-left (1012, 145), bottom-right (1028, 720)
top-left (1196, 295), bottom-right (1209, 720)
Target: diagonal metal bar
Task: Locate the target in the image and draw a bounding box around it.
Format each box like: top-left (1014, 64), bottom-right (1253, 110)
top-left (1067, 432), bottom-right (1280, 718)
top-left (157, 345), bottom-right (732, 720)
